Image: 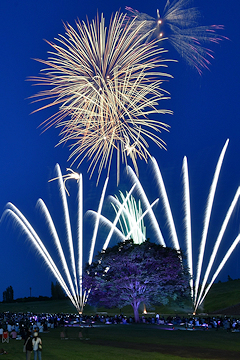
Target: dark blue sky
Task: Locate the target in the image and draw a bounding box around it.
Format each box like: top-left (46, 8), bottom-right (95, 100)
top-left (0, 0), bottom-right (239, 300)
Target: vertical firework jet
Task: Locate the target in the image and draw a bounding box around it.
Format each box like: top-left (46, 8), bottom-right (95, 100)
top-left (152, 140), bottom-right (240, 311)
top-left (110, 191), bottom-right (160, 245)
top-left (30, 11), bottom-right (173, 184)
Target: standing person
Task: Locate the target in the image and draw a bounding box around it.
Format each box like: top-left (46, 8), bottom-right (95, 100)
top-left (0, 325), bottom-right (3, 341)
top-left (32, 332), bottom-right (42, 360)
top-left (24, 330), bottom-right (33, 360)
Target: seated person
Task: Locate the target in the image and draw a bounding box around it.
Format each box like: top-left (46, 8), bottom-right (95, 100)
top-left (10, 329), bottom-right (17, 339)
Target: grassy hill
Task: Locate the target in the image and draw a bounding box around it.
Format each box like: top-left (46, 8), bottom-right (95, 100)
top-left (202, 279), bottom-right (240, 313)
top-left (0, 298), bottom-right (76, 314)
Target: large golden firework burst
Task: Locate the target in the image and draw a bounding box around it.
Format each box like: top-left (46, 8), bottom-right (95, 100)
top-left (30, 12), bottom-right (173, 184)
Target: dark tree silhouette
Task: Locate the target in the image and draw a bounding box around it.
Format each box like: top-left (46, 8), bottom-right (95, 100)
top-left (51, 281), bottom-right (66, 300)
top-left (3, 285), bottom-right (14, 303)
top-left (85, 240), bottom-right (190, 322)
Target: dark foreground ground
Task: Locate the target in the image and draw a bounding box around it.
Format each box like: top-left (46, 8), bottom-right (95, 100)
top-left (87, 336), bottom-right (239, 359)
top-left (2, 324), bottom-right (240, 360)
top-left (66, 323), bottom-right (240, 360)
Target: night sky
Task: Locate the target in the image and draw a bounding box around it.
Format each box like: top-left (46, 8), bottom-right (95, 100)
top-left (0, 0), bottom-right (239, 300)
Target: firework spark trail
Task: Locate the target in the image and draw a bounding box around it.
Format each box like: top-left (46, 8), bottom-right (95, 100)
top-left (194, 139), bottom-right (229, 305)
top-left (111, 193), bottom-right (146, 244)
top-left (2, 205), bottom-right (79, 310)
top-left (36, 199), bottom-right (77, 300)
top-left (182, 156), bottom-right (193, 298)
top-left (1, 165), bottom-right (115, 313)
top-left (88, 177), bottom-right (109, 265)
top-left (86, 210), bottom-right (126, 243)
top-left (126, 0), bottom-right (227, 74)
top-left (111, 194), bottom-right (159, 244)
top-left (102, 184), bottom-right (136, 250)
top-left (150, 140), bottom-right (240, 311)
top-left (111, 197), bottom-right (131, 239)
top-left (55, 164), bottom-right (79, 300)
top-left (77, 174), bottom-right (83, 309)
top-left (124, 199), bottom-right (159, 242)
top-left (195, 187), bottom-right (240, 310)
top-left (197, 234), bottom-right (240, 309)
top-left (89, 192), bottom-right (159, 245)
top-left (151, 157), bottom-right (180, 250)
top-left (49, 168), bottom-right (81, 196)
top-left (127, 165), bottom-right (166, 246)
top-left (30, 11), bottom-right (173, 183)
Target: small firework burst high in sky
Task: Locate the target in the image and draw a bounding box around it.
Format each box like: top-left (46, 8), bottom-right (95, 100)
top-left (30, 11), bottom-right (173, 184)
top-left (126, 0), bottom-right (227, 74)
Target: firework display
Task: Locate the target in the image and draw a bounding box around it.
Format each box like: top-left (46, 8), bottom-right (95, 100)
top-left (30, 12), bottom-right (173, 183)
top-left (89, 140), bottom-right (240, 313)
top-left (126, 0), bottom-right (227, 74)
top-left (1, 0), bottom-right (234, 315)
top-left (3, 141), bottom-right (239, 313)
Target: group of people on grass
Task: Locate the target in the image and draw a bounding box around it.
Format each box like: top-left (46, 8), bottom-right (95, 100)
top-left (93, 313), bottom-right (240, 331)
top-left (0, 311), bottom-right (238, 341)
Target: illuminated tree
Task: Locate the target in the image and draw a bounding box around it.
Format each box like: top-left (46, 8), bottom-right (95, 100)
top-left (85, 240), bottom-right (189, 322)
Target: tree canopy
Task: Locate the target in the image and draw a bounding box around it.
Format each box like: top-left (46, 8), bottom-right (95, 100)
top-left (84, 240), bottom-right (190, 322)
top-left (51, 281), bottom-right (66, 300)
top-left (3, 285), bottom-right (14, 303)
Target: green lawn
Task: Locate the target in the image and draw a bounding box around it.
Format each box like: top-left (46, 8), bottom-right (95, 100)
top-left (1, 324), bottom-right (240, 360)
top-left (0, 299), bottom-right (76, 314)
top-left (203, 279), bottom-right (240, 313)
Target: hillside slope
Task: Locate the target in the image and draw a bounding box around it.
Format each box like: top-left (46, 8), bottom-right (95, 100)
top-left (203, 279), bottom-right (240, 313)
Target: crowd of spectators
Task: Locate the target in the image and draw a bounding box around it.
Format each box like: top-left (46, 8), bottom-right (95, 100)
top-left (81, 313), bottom-right (240, 331)
top-left (0, 311), bottom-right (239, 340)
